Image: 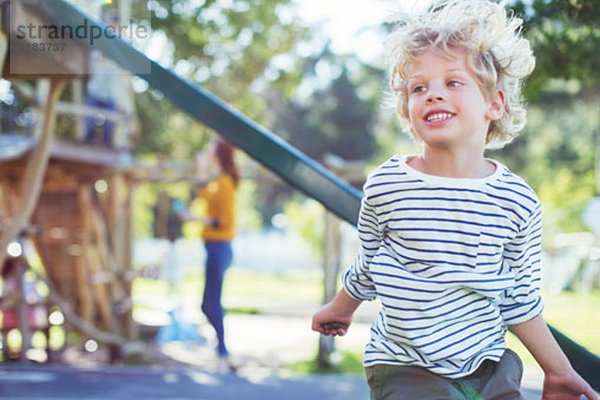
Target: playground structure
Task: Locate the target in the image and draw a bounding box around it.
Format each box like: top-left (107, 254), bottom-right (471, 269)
top-left (0, 0), bottom-right (597, 392)
top-left (0, 0), bottom-right (137, 358)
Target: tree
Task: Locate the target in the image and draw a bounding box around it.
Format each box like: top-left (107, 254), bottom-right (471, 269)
top-left (253, 50), bottom-right (380, 224)
top-left (131, 0), bottom-right (309, 158)
top-left (511, 0), bottom-right (600, 98)
top-left (489, 0), bottom-right (600, 231)
top-left (269, 50), bottom-right (378, 161)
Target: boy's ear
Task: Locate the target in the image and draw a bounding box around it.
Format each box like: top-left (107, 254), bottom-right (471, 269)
top-left (486, 89), bottom-right (506, 121)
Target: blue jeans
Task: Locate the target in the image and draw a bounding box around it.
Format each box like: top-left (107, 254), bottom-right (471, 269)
top-left (202, 241), bottom-right (233, 356)
top-left (84, 95), bottom-right (116, 146)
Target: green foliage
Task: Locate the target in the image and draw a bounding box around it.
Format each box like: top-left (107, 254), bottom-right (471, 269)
top-left (511, 0), bottom-right (600, 98)
top-left (181, 196), bottom-right (205, 239)
top-left (294, 350), bottom-right (364, 375)
top-left (270, 51), bottom-right (379, 161)
top-left (538, 168), bottom-right (595, 234)
top-left (133, 268), bottom-right (322, 301)
top-left (490, 100), bottom-right (598, 232)
top-left (235, 179), bottom-right (263, 232)
top-left (492, 101), bottom-right (600, 233)
top-left (133, 183), bottom-right (159, 238)
top-left (261, 51), bottom-right (382, 221)
top-left (507, 291), bottom-right (600, 363)
top-left (133, 0), bottom-right (309, 158)
top-left (284, 198), bottom-right (325, 260)
top-left (147, 0), bottom-right (307, 94)
top-left (483, 2), bottom-right (600, 234)
top-left (128, 0), bottom-right (316, 225)
top-left (134, 95), bottom-right (213, 158)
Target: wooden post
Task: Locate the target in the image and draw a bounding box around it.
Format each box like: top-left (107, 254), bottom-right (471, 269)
top-left (156, 191), bottom-right (169, 239)
top-left (88, 207), bottom-right (114, 331)
top-left (0, 78), bottom-right (66, 266)
top-left (316, 154), bottom-right (366, 368)
top-left (596, 125), bottom-right (600, 196)
top-left (30, 267), bottom-right (132, 347)
top-left (108, 174), bottom-right (123, 285)
top-left (122, 175), bottom-right (136, 340)
top-left (0, 181), bottom-right (18, 221)
top-left (317, 210), bottom-right (342, 367)
top-left (105, 173), bottom-right (130, 343)
top-left (0, 17), bottom-right (7, 74)
top-left (0, 184), bottom-right (6, 223)
top-left (16, 257), bottom-right (30, 358)
top-left (77, 184), bottom-right (95, 330)
top-left (72, 80), bottom-right (85, 141)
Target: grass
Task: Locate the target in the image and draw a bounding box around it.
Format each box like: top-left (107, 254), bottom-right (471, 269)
top-left (131, 267), bottom-right (324, 323)
top-left (133, 267), bottom-right (323, 302)
top-left (135, 270), bottom-right (599, 373)
top-left (134, 271), bottom-right (599, 350)
top-left (293, 350), bottom-right (365, 375)
top-left (541, 291), bottom-right (600, 354)
top-left (132, 267), bottom-right (324, 318)
top-left (4, 267), bottom-right (596, 369)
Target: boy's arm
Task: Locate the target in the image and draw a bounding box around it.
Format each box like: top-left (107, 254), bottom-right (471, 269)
top-left (312, 182), bottom-right (382, 336)
top-left (312, 288), bottom-right (362, 336)
top-left (510, 315), bottom-right (598, 400)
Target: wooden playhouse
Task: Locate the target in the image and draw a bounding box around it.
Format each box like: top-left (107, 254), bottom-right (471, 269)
top-left (0, 0), bottom-right (138, 359)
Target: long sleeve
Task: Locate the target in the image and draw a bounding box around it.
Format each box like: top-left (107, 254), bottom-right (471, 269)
top-left (214, 176), bottom-right (235, 232)
top-left (342, 196), bottom-right (382, 301)
top-left (499, 203), bottom-right (544, 325)
top-left (199, 175), bottom-right (236, 241)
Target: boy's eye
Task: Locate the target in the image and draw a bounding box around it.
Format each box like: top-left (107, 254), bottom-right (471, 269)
top-left (411, 85), bottom-right (426, 94)
top-left (448, 80), bottom-right (462, 87)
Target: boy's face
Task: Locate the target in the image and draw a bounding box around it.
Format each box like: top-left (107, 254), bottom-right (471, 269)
top-left (405, 48), bottom-right (505, 153)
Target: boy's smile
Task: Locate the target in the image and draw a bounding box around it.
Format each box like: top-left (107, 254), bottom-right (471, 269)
top-left (406, 48), bottom-right (504, 154)
top-left (424, 110), bottom-right (455, 126)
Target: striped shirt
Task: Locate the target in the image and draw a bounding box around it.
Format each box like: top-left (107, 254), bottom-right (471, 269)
top-left (342, 155), bottom-right (543, 378)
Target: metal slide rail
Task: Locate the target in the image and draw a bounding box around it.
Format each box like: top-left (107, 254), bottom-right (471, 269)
top-left (36, 0), bottom-right (599, 389)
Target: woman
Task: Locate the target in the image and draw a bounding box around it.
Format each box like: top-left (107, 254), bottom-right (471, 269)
top-left (196, 138), bottom-right (239, 373)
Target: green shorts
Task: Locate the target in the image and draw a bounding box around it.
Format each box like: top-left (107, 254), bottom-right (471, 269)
top-left (365, 348), bottom-right (524, 400)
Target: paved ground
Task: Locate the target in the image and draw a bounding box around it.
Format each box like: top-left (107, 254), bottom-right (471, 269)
top-left (0, 363), bottom-right (370, 400)
top-left (0, 301), bottom-right (545, 399)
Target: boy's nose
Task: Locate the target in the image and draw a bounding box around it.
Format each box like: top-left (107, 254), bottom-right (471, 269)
top-left (426, 92), bottom-right (445, 103)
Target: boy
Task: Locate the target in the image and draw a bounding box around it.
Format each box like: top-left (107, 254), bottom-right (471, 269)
top-left (312, 1), bottom-right (598, 399)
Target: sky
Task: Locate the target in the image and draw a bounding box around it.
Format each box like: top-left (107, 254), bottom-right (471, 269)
top-left (293, 0), bottom-right (433, 63)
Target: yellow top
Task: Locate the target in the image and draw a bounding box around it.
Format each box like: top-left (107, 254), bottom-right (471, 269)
top-left (198, 174), bottom-right (236, 242)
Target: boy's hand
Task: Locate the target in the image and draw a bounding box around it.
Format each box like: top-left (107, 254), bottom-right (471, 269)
top-left (509, 316), bottom-right (597, 400)
top-left (312, 289), bottom-right (362, 337)
top-left (312, 311), bottom-right (351, 336)
top-left (319, 321), bottom-right (350, 336)
top-left (542, 369), bottom-right (598, 400)
top-left (312, 304), bottom-right (352, 336)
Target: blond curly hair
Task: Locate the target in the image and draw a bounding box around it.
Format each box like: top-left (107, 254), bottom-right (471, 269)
top-left (385, 0), bottom-right (535, 147)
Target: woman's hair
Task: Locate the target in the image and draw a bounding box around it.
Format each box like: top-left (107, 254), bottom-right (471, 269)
top-left (214, 138), bottom-right (240, 186)
top-left (385, 0), bottom-right (535, 147)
